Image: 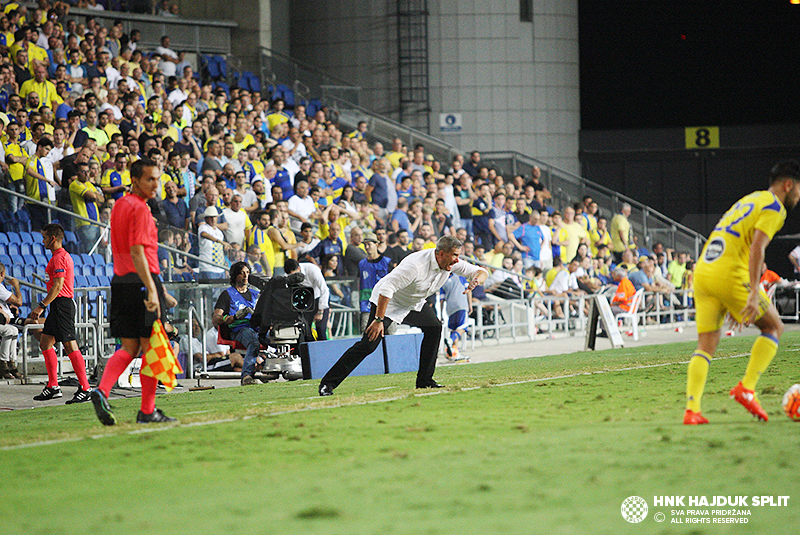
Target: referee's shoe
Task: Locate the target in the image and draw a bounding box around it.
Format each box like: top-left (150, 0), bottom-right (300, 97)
top-left (136, 408), bottom-right (176, 424)
top-left (33, 386), bottom-right (62, 401)
top-left (90, 389), bottom-right (117, 426)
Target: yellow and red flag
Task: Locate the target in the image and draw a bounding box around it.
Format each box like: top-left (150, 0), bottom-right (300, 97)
top-left (141, 320), bottom-right (183, 392)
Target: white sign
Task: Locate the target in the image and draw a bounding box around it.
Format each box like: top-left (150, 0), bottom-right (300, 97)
top-left (439, 113), bottom-right (462, 133)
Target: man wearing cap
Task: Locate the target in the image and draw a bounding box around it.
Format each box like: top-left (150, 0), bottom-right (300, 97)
top-left (319, 235), bottom-right (488, 395)
top-left (198, 206), bottom-right (229, 280)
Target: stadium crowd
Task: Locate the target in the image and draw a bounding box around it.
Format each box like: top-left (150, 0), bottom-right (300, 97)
top-left (0, 0), bottom-right (711, 377)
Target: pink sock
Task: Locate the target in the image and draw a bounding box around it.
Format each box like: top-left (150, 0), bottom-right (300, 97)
top-left (98, 349), bottom-right (133, 396)
top-left (139, 374), bottom-right (157, 415)
top-left (68, 350), bottom-right (90, 391)
top-left (42, 348), bottom-right (58, 387)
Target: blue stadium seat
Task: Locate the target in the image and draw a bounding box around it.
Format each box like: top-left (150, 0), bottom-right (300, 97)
top-left (98, 275), bottom-right (111, 286)
top-left (91, 253), bottom-right (104, 266)
top-left (6, 243), bottom-right (20, 257)
top-left (306, 98), bottom-right (322, 116)
top-left (86, 275), bottom-right (100, 287)
top-left (31, 232), bottom-right (43, 244)
top-left (81, 265), bottom-right (93, 277)
top-left (0, 254), bottom-right (10, 267)
top-left (80, 253), bottom-right (94, 265)
top-left (91, 264), bottom-right (105, 276)
top-left (104, 263), bottom-right (114, 277)
top-left (22, 254), bottom-right (36, 266)
top-left (18, 232), bottom-right (33, 244)
top-left (32, 243), bottom-right (45, 256)
top-left (0, 233), bottom-right (8, 245)
top-left (10, 265), bottom-right (25, 279)
top-left (20, 243), bottom-right (33, 256)
top-left (63, 231), bottom-right (79, 252)
top-left (6, 231), bottom-right (20, 243)
top-left (74, 274), bottom-right (88, 288)
top-left (213, 81), bottom-right (230, 97)
top-left (14, 209), bottom-right (30, 232)
top-left (0, 244), bottom-right (6, 256)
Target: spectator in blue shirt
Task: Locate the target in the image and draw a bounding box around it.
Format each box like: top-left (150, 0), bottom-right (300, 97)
top-left (390, 197), bottom-right (411, 233)
top-left (161, 180), bottom-right (188, 229)
top-left (509, 211), bottom-right (544, 269)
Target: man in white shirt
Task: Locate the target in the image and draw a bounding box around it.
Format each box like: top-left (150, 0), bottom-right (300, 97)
top-left (285, 259), bottom-right (331, 341)
top-left (0, 264), bottom-right (22, 379)
top-left (155, 36), bottom-right (179, 78)
top-left (287, 180), bottom-right (317, 232)
top-left (220, 194), bottom-right (252, 249)
top-left (319, 236), bottom-right (488, 396)
top-left (789, 245), bottom-right (800, 277)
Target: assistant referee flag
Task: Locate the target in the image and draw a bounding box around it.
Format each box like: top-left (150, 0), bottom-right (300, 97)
top-left (141, 320), bottom-right (182, 392)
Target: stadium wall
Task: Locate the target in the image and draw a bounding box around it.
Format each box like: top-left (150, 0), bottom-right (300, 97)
top-left (289, 0), bottom-right (580, 175)
top-left (181, 0), bottom-right (290, 69)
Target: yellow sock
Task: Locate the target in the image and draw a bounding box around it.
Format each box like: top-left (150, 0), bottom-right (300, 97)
top-left (686, 350), bottom-right (711, 412)
top-left (742, 334), bottom-right (779, 391)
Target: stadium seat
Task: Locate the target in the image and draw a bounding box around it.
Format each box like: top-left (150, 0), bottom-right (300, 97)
top-left (19, 232), bottom-right (33, 244)
top-left (31, 232), bottom-right (43, 244)
top-left (74, 274), bottom-right (88, 288)
top-left (91, 253), bottom-right (104, 266)
top-left (81, 265), bottom-right (93, 277)
top-left (213, 81), bottom-right (230, 97)
top-left (14, 210), bottom-right (30, 232)
top-left (10, 265), bottom-right (24, 279)
top-left (6, 243), bottom-right (20, 257)
top-left (0, 233), bottom-right (8, 245)
top-left (20, 243), bottom-right (33, 256)
top-left (104, 263), bottom-right (114, 277)
top-left (22, 254), bottom-right (36, 266)
top-left (306, 98), bottom-right (322, 117)
top-left (80, 253), bottom-right (94, 265)
top-left (63, 231), bottom-right (79, 252)
top-left (0, 244), bottom-right (6, 256)
top-left (98, 275), bottom-right (111, 286)
top-left (0, 254), bottom-right (10, 266)
top-left (32, 243), bottom-right (45, 256)
top-left (6, 231), bottom-right (20, 243)
top-left (72, 255), bottom-right (83, 267)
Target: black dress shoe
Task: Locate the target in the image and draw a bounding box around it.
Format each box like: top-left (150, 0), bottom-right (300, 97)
top-left (319, 384), bottom-right (334, 396)
top-left (416, 381), bottom-right (445, 389)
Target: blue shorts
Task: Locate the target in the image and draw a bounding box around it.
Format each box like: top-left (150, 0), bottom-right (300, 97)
top-left (448, 310), bottom-right (468, 332)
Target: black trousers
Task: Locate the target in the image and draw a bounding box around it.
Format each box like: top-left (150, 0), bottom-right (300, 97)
top-left (320, 302), bottom-right (442, 390)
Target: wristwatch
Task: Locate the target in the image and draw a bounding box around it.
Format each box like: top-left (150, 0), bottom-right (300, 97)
top-left (373, 316), bottom-right (383, 323)
top-left (38, 301), bottom-right (47, 309)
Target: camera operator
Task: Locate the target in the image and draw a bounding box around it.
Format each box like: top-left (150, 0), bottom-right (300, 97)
top-left (212, 261), bottom-right (262, 386)
top-left (284, 259), bottom-right (329, 340)
top-left (0, 264), bottom-right (22, 379)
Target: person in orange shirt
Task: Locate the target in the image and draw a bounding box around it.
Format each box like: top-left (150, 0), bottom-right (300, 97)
top-left (759, 262), bottom-right (781, 290)
top-left (610, 267), bottom-right (636, 314)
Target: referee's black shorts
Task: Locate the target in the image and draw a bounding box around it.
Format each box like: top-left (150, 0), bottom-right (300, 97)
top-left (41, 296), bottom-right (77, 343)
top-left (109, 273), bottom-right (167, 339)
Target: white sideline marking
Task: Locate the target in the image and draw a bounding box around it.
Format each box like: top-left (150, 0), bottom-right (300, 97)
top-left (1, 353), bottom-right (749, 451)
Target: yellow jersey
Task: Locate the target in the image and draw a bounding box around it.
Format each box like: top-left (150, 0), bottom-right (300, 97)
top-left (697, 190), bottom-right (786, 280)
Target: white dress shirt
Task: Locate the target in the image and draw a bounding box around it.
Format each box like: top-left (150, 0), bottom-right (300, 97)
top-left (299, 262), bottom-right (330, 311)
top-left (370, 248), bottom-right (487, 322)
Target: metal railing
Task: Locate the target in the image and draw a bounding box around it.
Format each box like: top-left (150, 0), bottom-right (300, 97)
top-left (479, 151), bottom-right (707, 260)
top-left (259, 47), bottom-right (361, 105)
top-left (65, 7), bottom-right (237, 55)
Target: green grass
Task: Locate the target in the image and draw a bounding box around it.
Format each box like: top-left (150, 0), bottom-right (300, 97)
top-left (2, 333), bottom-right (800, 535)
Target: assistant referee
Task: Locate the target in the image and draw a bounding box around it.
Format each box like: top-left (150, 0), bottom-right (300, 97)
top-left (91, 157), bottom-right (176, 425)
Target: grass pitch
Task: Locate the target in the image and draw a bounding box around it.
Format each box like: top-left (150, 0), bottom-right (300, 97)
top-left (2, 333), bottom-right (800, 535)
